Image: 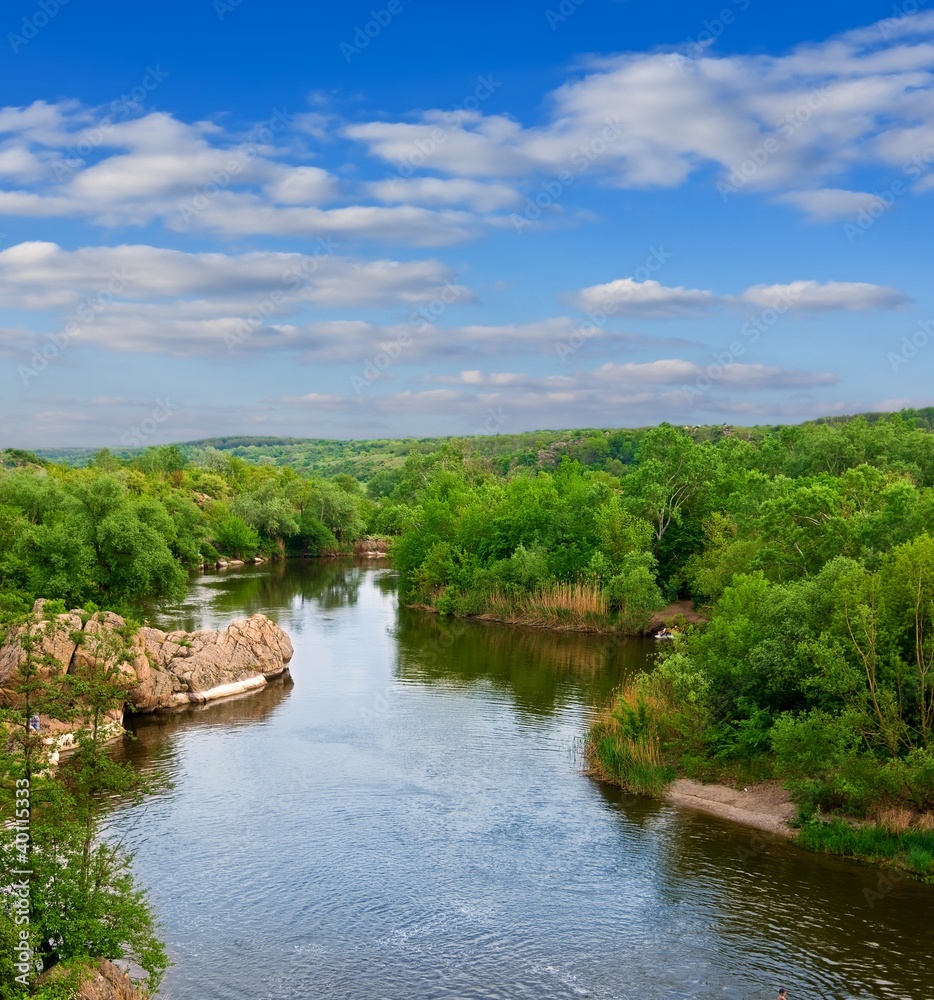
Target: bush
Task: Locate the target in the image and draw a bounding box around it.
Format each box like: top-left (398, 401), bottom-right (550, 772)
top-left (212, 515), bottom-right (260, 559)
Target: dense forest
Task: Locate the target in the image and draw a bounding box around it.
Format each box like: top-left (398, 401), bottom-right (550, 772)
top-left (33, 405), bottom-right (934, 479)
top-left (0, 445), bottom-right (371, 619)
top-left (367, 413), bottom-right (934, 874)
top-left (4, 408), bottom-right (934, 909)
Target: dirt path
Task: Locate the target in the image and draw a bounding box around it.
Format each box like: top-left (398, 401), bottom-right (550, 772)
top-left (646, 600), bottom-right (708, 632)
top-left (665, 779), bottom-right (796, 838)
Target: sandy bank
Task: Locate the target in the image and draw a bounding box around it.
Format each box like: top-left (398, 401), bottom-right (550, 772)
top-left (646, 599), bottom-right (708, 632)
top-left (665, 779), bottom-right (796, 838)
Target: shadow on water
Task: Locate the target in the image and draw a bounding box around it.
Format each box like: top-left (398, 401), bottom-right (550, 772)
top-left (591, 778), bottom-right (934, 999)
top-left (393, 606), bottom-right (655, 715)
top-left (145, 557), bottom-right (387, 632)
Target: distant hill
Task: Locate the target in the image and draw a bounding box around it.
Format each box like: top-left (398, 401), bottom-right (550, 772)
top-left (26, 407), bottom-right (934, 480)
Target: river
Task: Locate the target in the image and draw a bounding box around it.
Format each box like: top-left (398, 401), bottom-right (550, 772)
top-left (111, 559), bottom-right (932, 1000)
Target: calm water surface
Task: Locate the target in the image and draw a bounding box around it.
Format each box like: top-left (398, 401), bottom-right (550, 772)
top-left (111, 560), bottom-right (932, 1000)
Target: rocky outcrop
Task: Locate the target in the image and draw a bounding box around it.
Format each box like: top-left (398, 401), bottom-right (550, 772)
top-left (39, 958), bottom-right (147, 1000)
top-left (0, 600), bottom-right (294, 717)
top-left (353, 536), bottom-right (391, 557)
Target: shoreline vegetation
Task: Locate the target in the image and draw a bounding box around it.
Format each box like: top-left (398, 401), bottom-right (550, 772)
top-left (4, 409), bottom-right (934, 994)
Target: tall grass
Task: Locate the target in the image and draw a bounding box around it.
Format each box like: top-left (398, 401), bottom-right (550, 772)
top-left (796, 817), bottom-right (934, 877)
top-left (478, 582), bottom-right (612, 632)
top-left (586, 682), bottom-right (676, 796)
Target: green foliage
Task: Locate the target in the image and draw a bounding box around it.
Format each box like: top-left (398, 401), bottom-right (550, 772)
top-left (0, 450), bottom-right (371, 607)
top-left (0, 620), bottom-right (169, 997)
top-left (213, 515), bottom-right (260, 559)
top-left (796, 818), bottom-right (934, 877)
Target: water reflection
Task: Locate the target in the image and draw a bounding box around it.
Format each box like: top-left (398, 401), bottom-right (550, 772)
top-left (120, 676), bottom-right (294, 772)
top-left (108, 560), bottom-right (933, 1000)
top-left (146, 558), bottom-right (386, 632)
top-left (394, 607), bottom-right (653, 715)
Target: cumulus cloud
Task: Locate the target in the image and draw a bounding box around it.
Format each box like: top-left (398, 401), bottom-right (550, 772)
top-left (2, 13), bottom-right (934, 241)
top-left (0, 241), bottom-right (471, 312)
top-left (346, 12), bottom-right (934, 213)
top-left (574, 276), bottom-right (909, 316)
top-left (575, 278), bottom-right (718, 317)
top-left (737, 280), bottom-right (910, 311)
top-left (366, 176), bottom-right (521, 212)
top-left (775, 188), bottom-right (891, 221)
top-left (0, 105), bottom-right (491, 244)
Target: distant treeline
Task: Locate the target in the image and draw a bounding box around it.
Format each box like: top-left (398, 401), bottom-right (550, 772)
top-left (28, 407), bottom-right (934, 481)
top-left (0, 444), bottom-right (370, 618)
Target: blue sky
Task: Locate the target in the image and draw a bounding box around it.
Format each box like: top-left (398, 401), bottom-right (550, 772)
top-left (1, 0), bottom-right (932, 447)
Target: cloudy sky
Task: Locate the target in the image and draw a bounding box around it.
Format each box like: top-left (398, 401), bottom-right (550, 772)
top-left (1, 0), bottom-right (932, 447)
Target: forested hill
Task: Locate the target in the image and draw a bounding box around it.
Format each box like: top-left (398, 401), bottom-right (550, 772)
top-left (25, 406), bottom-right (934, 481)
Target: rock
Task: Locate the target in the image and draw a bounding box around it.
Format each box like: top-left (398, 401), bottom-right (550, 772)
top-left (40, 958), bottom-right (147, 1000)
top-left (132, 613), bottom-right (293, 712)
top-left (0, 601), bottom-right (83, 691)
top-left (228, 559), bottom-right (245, 566)
top-left (0, 605), bottom-right (294, 717)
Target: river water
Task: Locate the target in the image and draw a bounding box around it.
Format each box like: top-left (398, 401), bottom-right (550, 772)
top-left (112, 560), bottom-right (932, 1000)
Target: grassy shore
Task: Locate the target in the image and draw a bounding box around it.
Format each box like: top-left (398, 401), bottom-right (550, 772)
top-left (587, 691), bottom-right (934, 880)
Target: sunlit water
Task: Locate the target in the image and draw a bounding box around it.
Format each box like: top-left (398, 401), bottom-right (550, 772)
top-left (109, 560), bottom-right (933, 999)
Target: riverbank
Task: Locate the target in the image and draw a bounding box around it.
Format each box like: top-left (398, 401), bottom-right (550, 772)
top-left (588, 717), bottom-right (934, 877)
top-left (665, 778), bottom-right (795, 838)
top-left (409, 597), bottom-right (706, 636)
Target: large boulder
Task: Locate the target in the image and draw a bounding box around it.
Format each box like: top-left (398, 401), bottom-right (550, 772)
top-left (0, 601), bottom-right (294, 716)
top-left (134, 614), bottom-right (293, 712)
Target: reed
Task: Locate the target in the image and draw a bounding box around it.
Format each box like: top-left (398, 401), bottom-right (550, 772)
top-left (586, 681), bottom-right (676, 797)
top-left (874, 805), bottom-right (915, 835)
top-left (478, 582), bottom-right (612, 632)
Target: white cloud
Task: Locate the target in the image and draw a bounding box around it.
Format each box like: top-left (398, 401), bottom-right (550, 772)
top-left (574, 276), bottom-right (909, 317)
top-left (1, 13), bottom-right (934, 240)
top-left (738, 280), bottom-right (910, 311)
top-left (0, 241), bottom-right (470, 311)
top-left (775, 188), bottom-right (891, 221)
top-left (346, 12), bottom-right (934, 213)
top-left (424, 360), bottom-right (836, 391)
top-left (264, 359), bottom-right (841, 431)
top-left (367, 176), bottom-right (520, 212)
top-left (575, 278), bottom-right (718, 317)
